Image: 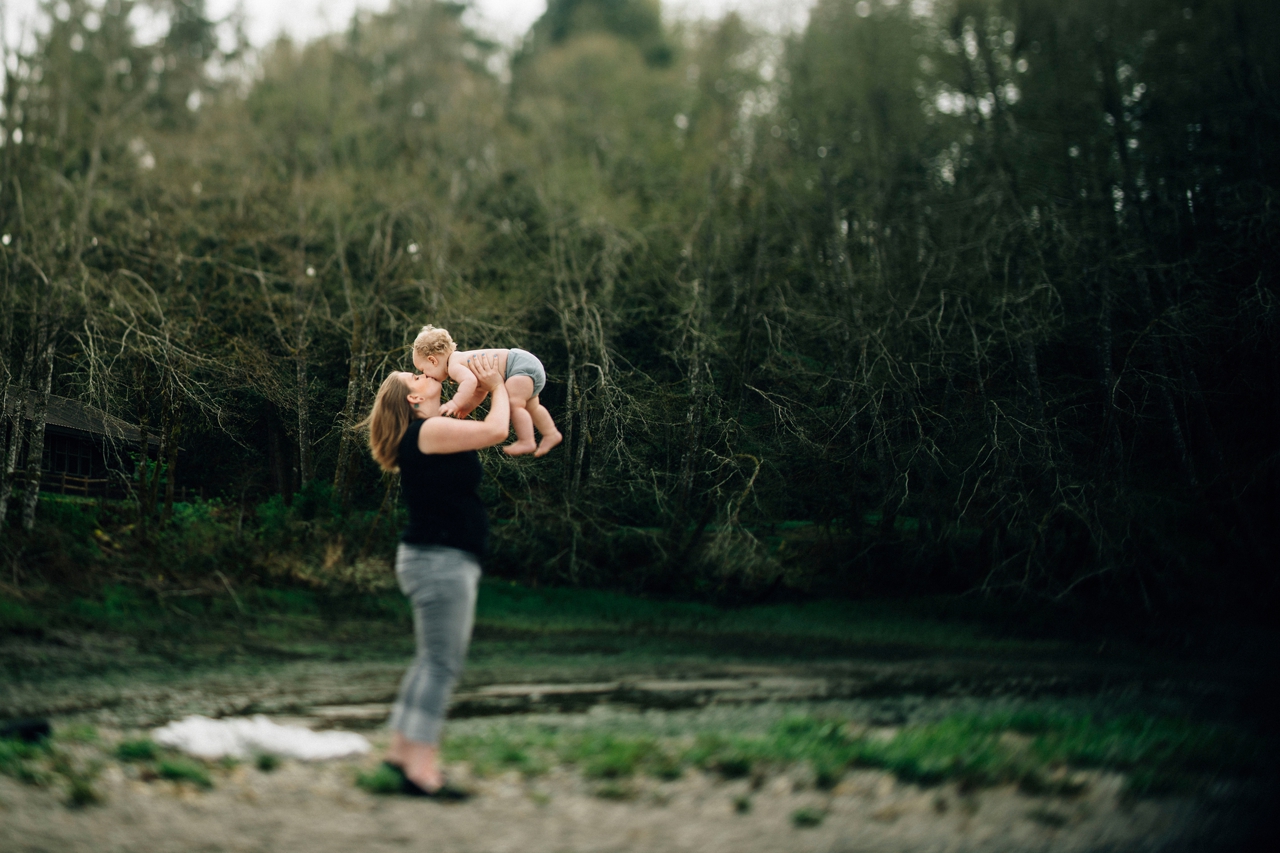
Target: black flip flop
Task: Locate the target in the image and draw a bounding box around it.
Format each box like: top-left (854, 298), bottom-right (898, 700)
top-left (382, 761), bottom-right (471, 801)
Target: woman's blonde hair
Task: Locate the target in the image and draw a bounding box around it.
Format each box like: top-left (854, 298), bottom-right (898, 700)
top-left (412, 324), bottom-right (456, 359)
top-left (360, 373), bottom-right (413, 472)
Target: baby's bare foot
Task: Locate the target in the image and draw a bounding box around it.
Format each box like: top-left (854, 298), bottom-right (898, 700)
top-left (504, 439), bottom-right (537, 456)
top-left (534, 431), bottom-right (563, 457)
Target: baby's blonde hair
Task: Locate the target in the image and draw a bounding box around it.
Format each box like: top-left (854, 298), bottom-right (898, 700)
top-left (359, 373), bottom-right (413, 473)
top-left (412, 325), bottom-right (456, 359)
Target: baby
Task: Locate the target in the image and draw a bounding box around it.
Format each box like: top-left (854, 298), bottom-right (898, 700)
top-left (411, 325), bottom-right (563, 457)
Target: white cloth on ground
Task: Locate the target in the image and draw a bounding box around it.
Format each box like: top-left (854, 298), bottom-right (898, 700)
top-left (151, 714), bottom-right (371, 761)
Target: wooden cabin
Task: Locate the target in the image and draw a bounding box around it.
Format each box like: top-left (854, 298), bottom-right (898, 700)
top-left (3, 388), bottom-right (164, 499)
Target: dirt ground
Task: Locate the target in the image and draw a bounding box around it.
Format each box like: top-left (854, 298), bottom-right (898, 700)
top-left (0, 633), bottom-right (1271, 852)
top-left (0, 721), bottom-right (1256, 853)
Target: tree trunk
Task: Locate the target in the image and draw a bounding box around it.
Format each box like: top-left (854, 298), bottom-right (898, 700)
top-left (1137, 270), bottom-right (1196, 488)
top-left (160, 391), bottom-right (182, 523)
top-left (561, 348), bottom-right (576, 499)
top-left (146, 384), bottom-right (166, 524)
top-left (0, 339), bottom-right (33, 525)
top-left (269, 410), bottom-right (291, 502)
top-left (333, 233), bottom-right (367, 507)
top-left (555, 261), bottom-right (579, 503)
top-left (332, 334), bottom-right (364, 505)
top-left (19, 335), bottom-right (55, 531)
top-left (132, 360), bottom-right (159, 529)
top-left (571, 370), bottom-right (589, 502)
top-left (0, 382), bottom-right (8, 507)
top-left (296, 353), bottom-right (314, 487)
top-left (1095, 266), bottom-right (1124, 474)
top-left (0, 403), bottom-right (25, 525)
top-left (0, 254), bottom-right (13, 484)
top-left (675, 354), bottom-right (704, 519)
top-left (1019, 335), bottom-right (1045, 431)
top-left (0, 268), bottom-right (40, 524)
top-left (673, 276), bottom-right (706, 525)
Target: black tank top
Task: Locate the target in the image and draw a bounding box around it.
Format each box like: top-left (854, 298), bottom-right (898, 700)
top-left (397, 419), bottom-right (487, 558)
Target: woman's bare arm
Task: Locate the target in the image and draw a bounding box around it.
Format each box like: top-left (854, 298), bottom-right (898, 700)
top-left (419, 355), bottom-right (510, 454)
top-left (441, 351), bottom-right (494, 418)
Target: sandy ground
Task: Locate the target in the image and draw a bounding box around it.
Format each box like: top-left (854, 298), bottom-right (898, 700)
top-left (1, 633), bottom-right (1270, 852)
top-left (0, 710), bottom-right (1264, 853)
top-left (0, 738), bottom-right (1246, 853)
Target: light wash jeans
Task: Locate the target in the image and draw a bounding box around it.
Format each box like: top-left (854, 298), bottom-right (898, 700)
top-left (389, 543), bottom-right (481, 744)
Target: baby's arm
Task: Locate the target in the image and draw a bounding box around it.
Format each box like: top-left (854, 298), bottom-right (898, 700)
top-left (440, 351), bottom-right (491, 418)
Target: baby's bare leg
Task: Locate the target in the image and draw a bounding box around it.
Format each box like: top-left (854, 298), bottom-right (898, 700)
top-left (503, 375), bottom-right (538, 456)
top-left (528, 395), bottom-right (562, 457)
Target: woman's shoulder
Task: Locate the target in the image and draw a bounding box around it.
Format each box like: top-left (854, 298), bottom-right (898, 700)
top-left (398, 419), bottom-right (427, 461)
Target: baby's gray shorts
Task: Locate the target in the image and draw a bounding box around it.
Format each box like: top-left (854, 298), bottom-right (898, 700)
top-left (505, 348), bottom-right (546, 395)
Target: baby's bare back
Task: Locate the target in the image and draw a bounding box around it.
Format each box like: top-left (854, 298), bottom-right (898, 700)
top-left (451, 348), bottom-right (510, 377)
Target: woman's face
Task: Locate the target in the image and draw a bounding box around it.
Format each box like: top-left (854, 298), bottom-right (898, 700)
top-left (401, 371), bottom-right (442, 419)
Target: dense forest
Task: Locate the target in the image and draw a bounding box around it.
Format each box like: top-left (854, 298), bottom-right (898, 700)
top-left (1, 0), bottom-right (1276, 619)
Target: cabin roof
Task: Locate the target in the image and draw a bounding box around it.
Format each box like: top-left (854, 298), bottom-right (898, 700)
top-left (4, 386), bottom-right (156, 445)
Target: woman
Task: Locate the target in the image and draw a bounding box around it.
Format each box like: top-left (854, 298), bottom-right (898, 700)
top-left (363, 354), bottom-right (509, 797)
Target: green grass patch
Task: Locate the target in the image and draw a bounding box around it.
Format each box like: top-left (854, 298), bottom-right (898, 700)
top-left (355, 762), bottom-right (403, 794)
top-left (50, 752), bottom-right (103, 807)
top-left (792, 806), bottom-right (826, 827)
top-left (442, 710), bottom-right (1262, 797)
top-left (442, 728), bottom-right (557, 777)
top-left (686, 712), bottom-right (1263, 796)
top-left (592, 780), bottom-right (636, 800)
top-left (443, 727), bottom-right (686, 782)
top-left (64, 773), bottom-right (102, 807)
top-left (566, 734), bottom-right (667, 780)
top-left (14, 575), bottom-right (1062, 667)
top-left (0, 596), bottom-right (44, 633)
top-left (472, 581), bottom-right (1063, 658)
top-left (157, 757), bottom-right (213, 789)
top-left (476, 701), bottom-right (1254, 788)
top-left (688, 734), bottom-right (756, 779)
top-left (0, 737), bottom-right (51, 785)
top-left (5, 737), bottom-right (104, 804)
top-left (55, 724), bottom-right (100, 744)
top-left (115, 739), bottom-right (160, 762)
top-left (256, 753), bottom-right (280, 772)
top-left (4, 572), bottom-right (1123, 688)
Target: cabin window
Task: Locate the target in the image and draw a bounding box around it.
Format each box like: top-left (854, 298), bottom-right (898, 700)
top-left (43, 434), bottom-right (95, 477)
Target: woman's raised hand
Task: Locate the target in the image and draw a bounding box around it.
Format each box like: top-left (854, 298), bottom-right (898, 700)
top-left (467, 353), bottom-right (504, 392)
